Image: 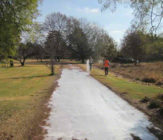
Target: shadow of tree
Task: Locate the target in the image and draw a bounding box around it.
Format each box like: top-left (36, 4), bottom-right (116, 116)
top-left (0, 74), bottom-right (52, 80)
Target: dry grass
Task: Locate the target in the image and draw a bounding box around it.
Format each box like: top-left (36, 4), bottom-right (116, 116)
top-left (95, 62), bottom-right (163, 86)
top-left (0, 60), bottom-right (61, 140)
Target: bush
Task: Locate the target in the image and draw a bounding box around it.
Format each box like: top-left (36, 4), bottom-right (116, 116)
top-left (148, 100), bottom-right (160, 109)
top-left (142, 78), bottom-right (156, 83)
top-left (157, 94), bottom-right (163, 101)
top-left (157, 108), bottom-right (163, 117)
top-left (156, 81), bottom-right (163, 86)
top-left (112, 57), bottom-right (134, 64)
top-left (140, 96), bottom-right (150, 103)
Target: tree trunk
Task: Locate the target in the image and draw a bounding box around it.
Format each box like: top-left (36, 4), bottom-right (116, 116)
top-left (82, 59), bottom-right (85, 64)
top-left (20, 58), bottom-right (25, 66)
top-left (21, 61), bottom-right (24, 66)
top-left (51, 64), bottom-right (54, 75)
top-left (58, 57), bottom-right (61, 62)
top-left (50, 58), bottom-right (55, 75)
top-left (10, 60), bottom-right (14, 67)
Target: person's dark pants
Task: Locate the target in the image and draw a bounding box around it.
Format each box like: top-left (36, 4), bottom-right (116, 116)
top-left (104, 67), bottom-right (109, 75)
top-left (89, 63), bottom-right (92, 71)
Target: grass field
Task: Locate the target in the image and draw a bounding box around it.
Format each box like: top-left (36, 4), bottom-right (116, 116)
top-left (91, 67), bottom-right (163, 100)
top-left (1, 60), bottom-right (163, 139)
top-left (95, 62), bottom-right (163, 86)
top-left (0, 60), bottom-right (60, 140)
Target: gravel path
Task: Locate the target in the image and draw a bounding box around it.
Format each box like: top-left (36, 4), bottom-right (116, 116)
top-left (44, 67), bottom-right (157, 140)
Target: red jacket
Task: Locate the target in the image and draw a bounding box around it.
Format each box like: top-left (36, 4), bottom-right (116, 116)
top-left (104, 60), bottom-right (109, 67)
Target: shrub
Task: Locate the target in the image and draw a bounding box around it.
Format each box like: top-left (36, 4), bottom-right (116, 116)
top-left (148, 100), bottom-right (160, 109)
top-left (156, 81), bottom-right (163, 86)
top-left (157, 108), bottom-right (163, 117)
top-left (142, 78), bottom-right (156, 83)
top-left (140, 96), bottom-right (150, 103)
top-left (157, 94), bottom-right (163, 101)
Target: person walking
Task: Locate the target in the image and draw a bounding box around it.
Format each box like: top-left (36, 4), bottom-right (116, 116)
top-left (89, 57), bottom-right (93, 71)
top-left (104, 57), bottom-right (109, 75)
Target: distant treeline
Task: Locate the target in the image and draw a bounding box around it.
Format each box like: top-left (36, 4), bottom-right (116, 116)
top-left (0, 10), bottom-right (117, 66)
top-left (118, 30), bottom-right (163, 63)
top-left (1, 0), bottom-right (163, 67)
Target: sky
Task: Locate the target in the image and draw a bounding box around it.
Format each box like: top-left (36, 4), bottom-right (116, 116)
top-left (37, 0), bottom-right (134, 45)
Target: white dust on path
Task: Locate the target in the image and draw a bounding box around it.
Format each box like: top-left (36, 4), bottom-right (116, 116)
top-left (44, 68), bottom-right (157, 140)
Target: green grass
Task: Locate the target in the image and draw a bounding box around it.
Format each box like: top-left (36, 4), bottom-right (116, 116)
top-left (0, 61), bottom-right (60, 140)
top-left (0, 65), bottom-right (51, 97)
top-left (96, 62), bottom-right (163, 85)
top-left (80, 65), bottom-right (163, 100)
top-left (1, 61), bottom-right (162, 139)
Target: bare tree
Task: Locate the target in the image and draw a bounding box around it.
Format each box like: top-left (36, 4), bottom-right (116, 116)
top-left (45, 31), bottom-right (65, 75)
top-left (80, 19), bottom-right (117, 60)
top-left (32, 44), bottom-right (45, 61)
top-left (17, 42), bottom-right (34, 66)
top-left (43, 12), bottom-right (117, 64)
top-left (98, 0), bottom-right (163, 35)
top-left (44, 12), bottom-right (68, 34)
top-left (131, 0), bottom-right (163, 36)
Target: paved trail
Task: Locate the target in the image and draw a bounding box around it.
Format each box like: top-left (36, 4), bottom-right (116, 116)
top-left (44, 67), bottom-right (157, 140)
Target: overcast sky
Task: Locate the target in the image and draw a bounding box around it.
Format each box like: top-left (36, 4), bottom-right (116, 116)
top-left (37, 0), bottom-right (134, 45)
